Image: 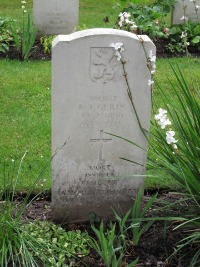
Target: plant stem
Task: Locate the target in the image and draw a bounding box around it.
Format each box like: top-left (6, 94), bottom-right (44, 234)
top-left (120, 58), bottom-right (148, 139)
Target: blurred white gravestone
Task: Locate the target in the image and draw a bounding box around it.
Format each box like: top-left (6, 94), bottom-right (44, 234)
top-left (172, 0), bottom-right (200, 24)
top-left (52, 29), bottom-right (156, 223)
top-left (33, 0), bottom-right (79, 36)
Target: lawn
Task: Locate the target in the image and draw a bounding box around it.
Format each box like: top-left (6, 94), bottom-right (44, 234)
top-left (1, 57), bottom-right (199, 190)
top-left (0, 0), bottom-right (122, 28)
top-left (0, 0), bottom-right (199, 190)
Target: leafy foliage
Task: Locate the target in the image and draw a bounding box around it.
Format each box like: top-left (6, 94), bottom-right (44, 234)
top-left (151, 66), bottom-right (200, 203)
top-left (40, 35), bottom-right (56, 54)
top-left (89, 222), bottom-right (138, 267)
top-left (172, 216), bottom-right (200, 266)
top-left (10, 12), bottom-right (37, 60)
top-left (0, 17), bottom-right (13, 53)
top-left (167, 21), bottom-right (200, 54)
top-left (0, 154), bottom-right (90, 267)
top-left (89, 188), bottom-right (158, 266)
top-left (113, 188), bottom-right (157, 248)
top-left (0, 154), bottom-right (50, 267)
top-left (150, 65), bottom-right (200, 266)
top-left (115, 0), bottom-right (175, 40)
top-left (23, 221), bottom-right (90, 266)
top-left (116, 0), bottom-right (200, 55)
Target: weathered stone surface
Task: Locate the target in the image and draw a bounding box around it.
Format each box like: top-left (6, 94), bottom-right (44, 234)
top-left (52, 29), bottom-right (155, 223)
top-left (172, 0), bottom-right (200, 24)
top-left (33, 0), bottom-right (79, 36)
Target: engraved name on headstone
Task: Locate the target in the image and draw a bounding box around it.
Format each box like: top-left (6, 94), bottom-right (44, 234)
top-left (33, 0), bottom-right (79, 36)
top-left (52, 29), bottom-right (156, 223)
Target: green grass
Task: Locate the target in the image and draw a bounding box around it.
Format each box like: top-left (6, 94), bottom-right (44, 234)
top-left (0, 0), bottom-right (156, 29)
top-left (0, 0), bottom-right (122, 29)
top-left (1, 57), bottom-right (199, 190)
top-left (0, 1), bottom-right (199, 190)
top-left (154, 57), bottom-right (200, 101)
top-left (0, 60), bottom-right (51, 189)
top-left (0, 0), bottom-right (32, 22)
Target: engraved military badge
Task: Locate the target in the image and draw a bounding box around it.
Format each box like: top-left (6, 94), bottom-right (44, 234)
top-left (90, 48), bottom-right (119, 84)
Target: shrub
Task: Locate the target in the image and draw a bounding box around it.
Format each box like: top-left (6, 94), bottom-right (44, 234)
top-left (0, 17), bottom-right (13, 53)
top-left (115, 0), bottom-right (174, 40)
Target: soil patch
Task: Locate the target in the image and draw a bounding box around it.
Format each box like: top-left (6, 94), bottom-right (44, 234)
top-left (0, 39), bottom-right (200, 61)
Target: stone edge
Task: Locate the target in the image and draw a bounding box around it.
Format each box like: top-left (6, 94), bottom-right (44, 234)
top-left (52, 28), bottom-right (154, 47)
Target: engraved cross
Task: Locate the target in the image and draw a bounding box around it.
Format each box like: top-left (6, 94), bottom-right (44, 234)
top-left (90, 130), bottom-right (112, 161)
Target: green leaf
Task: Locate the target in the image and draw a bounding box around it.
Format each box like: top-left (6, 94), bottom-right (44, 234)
top-left (169, 26), bottom-right (181, 35)
top-left (126, 257), bottom-right (139, 267)
top-left (193, 25), bottom-right (200, 35)
top-left (192, 36), bottom-right (200, 44)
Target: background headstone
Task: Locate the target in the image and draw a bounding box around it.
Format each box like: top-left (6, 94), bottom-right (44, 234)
top-left (172, 0), bottom-right (200, 24)
top-left (33, 0), bottom-right (79, 36)
top-left (52, 29), bottom-right (155, 223)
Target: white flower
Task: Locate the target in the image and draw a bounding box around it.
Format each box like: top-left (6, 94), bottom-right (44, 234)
top-left (23, 10), bottom-right (27, 12)
top-left (118, 12), bottom-right (135, 28)
top-left (148, 50), bottom-right (156, 75)
top-left (180, 16), bottom-right (188, 20)
top-left (21, 0), bottom-right (26, 3)
top-left (125, 18), bottom-right (131, 24)
top-left (173, 144), bottom-right (178, 150)
top-left (21, 5), bottom-right (25, 9)
top-left (115, 42), bottom-right (124, 50)
top-left (166, 130), bottom-right (178, 144)
top-left (181, 32), bottom-right (187, 39)
top-left (118, 20), bottom-right (123, 27)
top-left (130, 22), bottom-right (138, 30)
top-left (155, 109), bottom-right (178, 148)
top-left (123, 12), bottom-right (131, 19)
top-left (158, 118), bottom-right (172, 129)
top-left (196, 5), bottom-right (200, 10)
top-left (116, 51), bottom-right (121, 61)
top-left (154, 108), bottom-right (167, 120)
top-left (110, 42), bottom-right (124, 60)
top-left (148, 79), bottom-right (154, 86)
top-left (151, 64), bottom-right (156, 74)
top-left (155, 109), bottom-right (171, 129)
top-left (118, 12), bottom-right (130, 19)
top-left (149, 50), bottom-right (156, 62)
top-left (154, 113), bottom-right (167, 121)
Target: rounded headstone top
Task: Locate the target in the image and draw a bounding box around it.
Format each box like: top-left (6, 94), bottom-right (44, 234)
top-left (52, 28), bottom-right (152, 47)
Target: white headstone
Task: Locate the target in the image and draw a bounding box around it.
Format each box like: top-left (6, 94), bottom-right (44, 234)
top-left (52, 29), bottom-right (156, 223)
top-left (172, 0), bottom-right (200, 24)
top-left (33, 0), bottom-right (79, 36)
